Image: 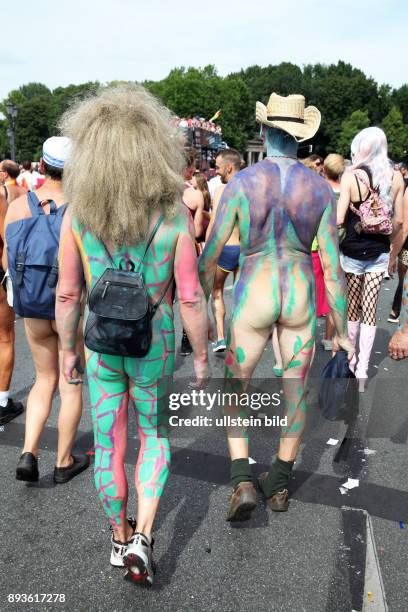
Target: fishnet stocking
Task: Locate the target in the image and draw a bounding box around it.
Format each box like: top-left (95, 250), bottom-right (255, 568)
top-left (361, 271), bottom-right (384, 325)
top-left (346, 273), bottom-right (363, 321)
top-left (346, 271), bottom-right (384, 325)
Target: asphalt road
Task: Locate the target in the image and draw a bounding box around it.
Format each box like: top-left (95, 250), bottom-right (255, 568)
top-left (1, 277), bottom-right (407, 612)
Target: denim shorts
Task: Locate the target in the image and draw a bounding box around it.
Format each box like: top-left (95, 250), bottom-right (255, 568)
top-left (340, 252), bottom-right (389, 274)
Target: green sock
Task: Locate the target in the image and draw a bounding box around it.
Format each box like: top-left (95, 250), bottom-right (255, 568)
top-left (261, 457), bottom-right (294, 497)
top-left (230, 458), bottom-right (252, 489)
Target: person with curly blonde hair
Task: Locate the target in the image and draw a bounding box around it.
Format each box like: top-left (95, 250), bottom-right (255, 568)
top-left (55, 85), bottom-right (209, 585)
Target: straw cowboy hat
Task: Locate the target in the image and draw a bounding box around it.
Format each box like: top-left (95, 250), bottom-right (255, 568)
top-left (256, 93), bottom-right (321, 142)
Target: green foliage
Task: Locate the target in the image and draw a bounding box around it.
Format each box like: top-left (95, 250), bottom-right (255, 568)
top-left (304, 62), bottom-right (379, 154)
top-left (1, 63), bottom-right (406, 160)
top-left (392, 85), bottom-right (408, 123)
top-left (337, 110), bottom-right (370, 157)
top-left (381, 107), bottom-right (408, 161)
top-left (144, 66), bottom-right (252, 149)
top-left (0, 119), bottom-right (8, 158)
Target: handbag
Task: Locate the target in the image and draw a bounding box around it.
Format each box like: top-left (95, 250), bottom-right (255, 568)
top-left (318, 351), bottom-right (357, 422)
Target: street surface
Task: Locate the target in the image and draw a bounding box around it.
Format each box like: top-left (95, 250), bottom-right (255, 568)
top-left (1, 277), bottom-right (407, 612)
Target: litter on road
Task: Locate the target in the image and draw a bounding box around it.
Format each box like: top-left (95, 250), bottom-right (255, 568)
top-left (326, 438), bottom-right (339, 446)
top-left (341, 478), bottom-right (359, 490)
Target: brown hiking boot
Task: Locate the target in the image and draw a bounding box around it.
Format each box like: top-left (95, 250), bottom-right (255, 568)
top-left (258, 472), bottom-right (289, 512)
top-left (226, 481), bottom-right (257, 522)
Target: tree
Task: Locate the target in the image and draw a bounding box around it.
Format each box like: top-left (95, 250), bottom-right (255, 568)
top-left (145, 66), bottom-right (252, 150)
top-left (237, 62), bottom-right (304, 106)
top-left (304, 61), bottom-right (380, 154)
top-left (381, 107), bottom-right (408, 161)
top-left (48, 82), bottom-right (100, 132)
top-left (392, 85), bottom-right (408, 123)
top-left (336, 110), bottom-right (370, 156)
top-left (15, 96), bottom-right (53, 160)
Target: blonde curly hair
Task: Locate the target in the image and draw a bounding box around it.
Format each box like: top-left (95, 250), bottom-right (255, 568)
top-left (59, 84), bottom-right (185, 246)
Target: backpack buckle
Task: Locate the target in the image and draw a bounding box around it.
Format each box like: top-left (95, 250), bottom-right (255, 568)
top-left (15, 252), bottom-right (26, 286)
top-left (47, 256), bottom-right (59, 288)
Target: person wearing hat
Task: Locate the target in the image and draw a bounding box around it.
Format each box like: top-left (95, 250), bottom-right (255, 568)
top-left (2, 136), bottom-right (89, 484)
top-left (199, 93), bottom-right (354, 521)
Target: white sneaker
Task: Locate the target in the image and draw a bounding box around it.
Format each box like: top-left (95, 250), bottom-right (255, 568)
top-left (123, 532), bottom-right (155, 586)
top-left (110, 518), bottom-right (136, 567)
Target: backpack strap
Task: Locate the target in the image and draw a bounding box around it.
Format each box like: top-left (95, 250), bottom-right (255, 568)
top-left (27, 191), bottom-right (58, 216)
top-left (99, 215), bottom-right (165, 269)
top-left (140, 215), bottom-right (164, 264)
top-left (151, 276), bottom-right (174, 315)
top-left (354, 175), bottom-right (363, 202)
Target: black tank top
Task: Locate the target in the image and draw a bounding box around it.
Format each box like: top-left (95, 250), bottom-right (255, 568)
top-left (340, 167), bottom-right (390, 261)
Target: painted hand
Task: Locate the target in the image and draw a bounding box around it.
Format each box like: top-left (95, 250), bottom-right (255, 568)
top-left (389, 330), bottom-right (408, 360)
top-left (63, 350), bottom-right (84, 384)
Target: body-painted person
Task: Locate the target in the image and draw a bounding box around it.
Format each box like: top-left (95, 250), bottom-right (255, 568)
top-left (199, 93), bottom-right (354, 521)
top-left (389, 186), bottom-right (408, 359)
top-left (55, 86), bottom-right (209, 585)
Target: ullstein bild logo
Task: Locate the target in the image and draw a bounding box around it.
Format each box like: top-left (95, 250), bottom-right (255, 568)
top-left (167, 414), bottom-right (288, 428)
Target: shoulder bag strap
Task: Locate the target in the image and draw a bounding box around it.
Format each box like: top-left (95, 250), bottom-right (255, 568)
top-left (98, 214), bottom-right (165, 270)
top-left (141, 214), bottom-right (164, 261)
top-left (354, 174), bottom-right (363, 202)
top-left (151, 276), bottom-right (174, 314)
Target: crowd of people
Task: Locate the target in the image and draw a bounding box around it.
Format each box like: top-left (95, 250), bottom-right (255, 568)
top-left (1, 85), bottom-right (408, 587)
top-left (173, 115), bottom-right (222, 134)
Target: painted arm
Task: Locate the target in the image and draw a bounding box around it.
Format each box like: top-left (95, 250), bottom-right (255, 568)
top-left (174, 211), bottom-right (209, 382)
top-left (199, 180), bottom-right (240, 299)
top-left (389, 187), bottom-right (408, 358)
top-left (389, 268), bottom-right (408, 359)
top-left (317, 196), bottom-right (353, 357)
top-left (55, 211), bottom-right (85, 382)
top-left (389, 173), bottom-right (405, 273)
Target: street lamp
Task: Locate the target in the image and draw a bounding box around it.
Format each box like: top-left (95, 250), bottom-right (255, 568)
top-left (6, 101), bottom-right (18, 161)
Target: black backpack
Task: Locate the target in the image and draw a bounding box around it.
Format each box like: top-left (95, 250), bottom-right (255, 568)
top-left (84, 215), bottom-right (172, 357)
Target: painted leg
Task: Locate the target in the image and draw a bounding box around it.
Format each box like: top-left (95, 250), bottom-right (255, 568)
top-left (131, 381), bottom-right (171, 539)
top-left (86, 350), bottom-right (131, 543)
top-left (224, 320), bottom-right (271, 461)
top-left (258, 319), bottom-right (315, 507)
top-left (272, 325), bottom-right (283, 375)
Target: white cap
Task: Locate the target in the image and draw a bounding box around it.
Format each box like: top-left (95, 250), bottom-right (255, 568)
top-left (42, 136), bottom-right (72, 169)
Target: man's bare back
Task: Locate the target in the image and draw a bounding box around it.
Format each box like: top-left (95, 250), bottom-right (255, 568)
top-left (207, 184), bottom-right (239, 246)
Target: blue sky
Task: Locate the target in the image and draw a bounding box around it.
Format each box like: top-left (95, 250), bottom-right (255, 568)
top-left (0, 0), bottom-right (406, 101)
